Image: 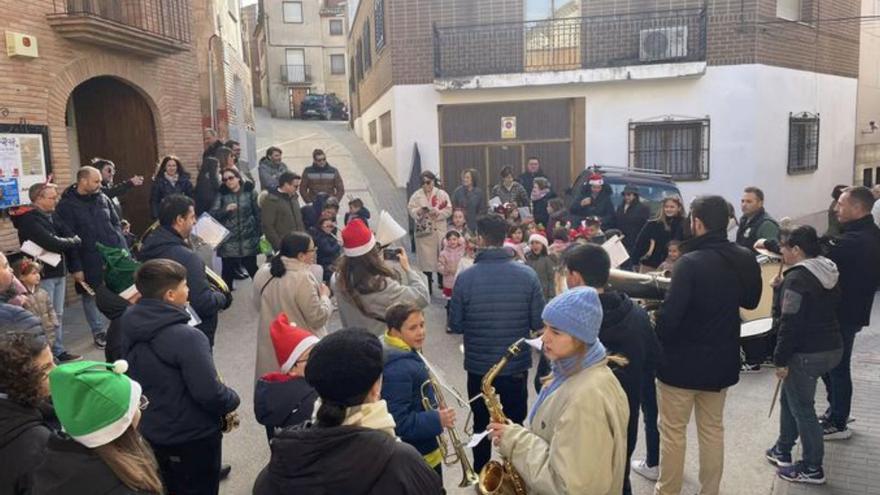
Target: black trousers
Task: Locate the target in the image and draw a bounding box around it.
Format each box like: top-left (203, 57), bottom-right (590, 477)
top-left (467, 371), bottom-right (528, 473)
top-left (220, 256), bottom-right (258, 289)
top-left (151, 432), bottom-right (222, 495)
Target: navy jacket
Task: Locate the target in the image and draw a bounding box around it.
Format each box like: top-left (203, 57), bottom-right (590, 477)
top-left (11, 207), bottom-right (80, 280)
top-left (254, 373), bottom-right (317, 441)
top-left (381, 342), bottom-right (441, 458)
top-left (450, 248), bottom-right (545, 376)
top-left (823, 215), bottom-right (880, 328)
top-left (138, 226), bottom-right (227, 344)
top-left (55, 185), bottom-right (127, 287)
top-left (570, 185), bottom-right (616, 228)
top-left (0, 303), bottom-right (44, 335)
top-left (656, 231), bottom-right (762, 391)
top-left (120, 299), bottom-right (239, 446)
top-left (149, 173), bottom-right (194, 219)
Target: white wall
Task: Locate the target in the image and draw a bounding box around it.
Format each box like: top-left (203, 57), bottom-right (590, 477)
top-left (355, 87), bottom-right (397, 178)
top-left (358, 64), bottom-right (857, 223)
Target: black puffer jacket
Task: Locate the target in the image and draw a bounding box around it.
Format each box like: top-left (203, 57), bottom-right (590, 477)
top-left (194, 157), bottom-right (220, 215)
top-left (615, 200), bottom-right (650, 253)
top-left (253, 373), bottom-right (317, 441)
top-left (631, 217), bottom-right (685, 269)
top-left (253, 423), bottom-right (442, 495)
top-left (56, 185), bottom-right (127, 287)
top-left (210, 181), bottom-right (261, 258)
top-left (30, 433), bottom-right (155, 495)
top-left (10, 207), bottom-right (80, 279)
top-left (0, 398), bottom-right (52, 495)
top-left (570, 184), bottom-right (616, 228)
top-left (656, 231), bottom-right (762, 391)
top-left (823, 215), bottom-right (880, 328)
top-left (149, 173), bottom-right (194, 219)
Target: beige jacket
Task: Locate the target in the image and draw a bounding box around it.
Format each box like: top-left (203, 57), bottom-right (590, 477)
top-left (252, 257), bottom-right (333, 380)
top-left (407, 188), bottom-right (452, 273)
top-left (499, 360), bottom-right (629, 495)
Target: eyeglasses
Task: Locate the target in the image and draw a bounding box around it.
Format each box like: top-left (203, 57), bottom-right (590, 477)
top-left (222, 176), bottom-right (236, 182)
top-left (138, 395), bottom-right (150, 411)
top-left (315, 157), bottom-right (326, 163)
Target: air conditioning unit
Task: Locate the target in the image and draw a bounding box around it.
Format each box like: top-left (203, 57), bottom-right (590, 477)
top-left (639, 26), bottom-right (687, 63)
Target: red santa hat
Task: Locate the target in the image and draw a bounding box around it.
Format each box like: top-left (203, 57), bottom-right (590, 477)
top-left (271, 313), bottom-right (320, 374)
top-left (341, 218), bottom-right (377, 257)
top-left (588, 173), bottom-right (604, 186)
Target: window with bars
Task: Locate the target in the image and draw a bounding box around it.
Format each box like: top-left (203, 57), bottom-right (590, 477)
top-left (788, 113), bottom-right (819, 174)
top-left (374, 0), bottom-right (386, 50)
top-left (380, 111), bottom-right (392, 147)
top-left (629, 119), bottom-right (710, 181)
top-left (363, 19), bottom-right (372, 71)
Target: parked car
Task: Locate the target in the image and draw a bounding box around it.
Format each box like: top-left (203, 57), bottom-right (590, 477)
top-left (567, 165), bottom-right (682, 216)
top-left (300, 94), bottom-right (348, 120)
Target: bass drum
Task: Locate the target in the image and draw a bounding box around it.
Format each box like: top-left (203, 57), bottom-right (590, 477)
top-left (740, 255), bottom-right (782, 323)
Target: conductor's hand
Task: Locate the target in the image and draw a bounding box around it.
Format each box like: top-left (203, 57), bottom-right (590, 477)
top-left (439, 408), bottom-right (456, 429)
top-left (580, 197), bottom-right (592, 207)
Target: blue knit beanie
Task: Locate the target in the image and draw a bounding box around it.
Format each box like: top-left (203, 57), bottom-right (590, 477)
top-left (541, 287), bottom-right (603, 344)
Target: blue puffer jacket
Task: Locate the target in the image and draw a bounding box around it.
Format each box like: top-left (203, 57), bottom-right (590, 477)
top-left (380, 337), bottom-right (441, 458)
top-left (0, 302), bottom-right (43, 335)
top-left (120, 299), bottom-right (239, 446)
top-left (449, 248), bottom-right (545, 376)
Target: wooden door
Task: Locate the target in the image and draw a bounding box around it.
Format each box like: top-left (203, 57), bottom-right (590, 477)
top-left (72, 76), bottom-right (157, 235)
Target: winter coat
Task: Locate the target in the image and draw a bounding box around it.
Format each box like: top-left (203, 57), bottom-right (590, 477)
top-left (631, 217), bottom-right (685, 269)
top-left (301, 162), bottom-right (345, 202)
top-left (253, 423), bottom-right (442, 495)
top-left (0, 398), bottom-right (52, 495)
top-left (301, 192), bottom-right (333, 231)
top-left (451, 185), bottom-right (487, 232)
top-left (498, 361), bottom-right (629, 495)
top-left (254, 373), bottom-right (317, 441)
top-left (408, 188), bottom-right (452, 273)
top-left (736, 208), bottom-right (780, 251)
top-left (516, 171), bottom-right (548, 202)
top-left (344, 206), bottom-right (371, 227)
top-left (772, 259), bottom-right (842, 367)
top-left (823, 215), bottom-right (880, 328)
top-left (570, 185), bottom-right (616, 228)
top-left (10, 207), bottom-right (80, 280)
top-left (258, 157), bottom-right (290, 192)
top-left (149, 173), bottom-right (194, 219)
top-left (194, 157), bottom-right (220, 215)
top-left (101, 179), bottom-right (136, 220)
top-left (656, 231), bottom-right (762, 391)
top-left (826, 201), bottom-right (842, 236)
top-left (252, 258), bottom-right (333, 380)
top-left (449, 248), bottom-right (545, 376)
top-left (55, 185), bottom-right (127, 287)
top-left (30, 433), bottom-right (155, 495)
top-left (138, 226), bottom-right (227, 343)
top-left (331, 266), bottom-right (430, 336)
top-left (95, 285), bottom-right (130, 362)
top-left (120, 299), bottom-right (240, 446)
top-left (490, 181), bottom-right (529, 208)
top-left (380, 334), bottom-right (442, 464)
top-left (23, 288), bottom-right (58, 345)
top-left (210, 181), bottom-right (261, 258)
top-left (524, 251), bottom-right (556, 301)
top-left (261, 189), bottom-right (305, 250)
top-left (0, 302), bottom-right (43, 334)
top-left (438, 243), bottom-right (465, 291)
top-left (531, 190), bottom-right (556, 229)
top-left (309, 227), bottom-right (342, 281)
top-left (615, 200), bottom-right (650, 253)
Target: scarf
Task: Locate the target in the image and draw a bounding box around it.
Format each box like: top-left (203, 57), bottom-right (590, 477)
top-left (528, 339), bottom-right (607, 423)
top-left (341, 399), bottom-right (398, 438)
top-left (164, 173), bottom-right (178, 186)
top-left (531, 188), bottom-right (549, 202)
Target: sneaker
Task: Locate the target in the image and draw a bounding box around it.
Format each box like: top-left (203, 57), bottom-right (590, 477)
top-left (56, 352), bottom-right (83, 363)
top-left (819, 412), bottom-right (855, 425)
top-left (765, 446), bottom-right (793, 467)
top-left (630, 459), bottom-right (659, 481)
top-left (93, 332), bottom-right (107, 350)
top-left (777, 462), bottom-right (825, 484)
top-left (220, 464), bottom-right (232, 480)
top-left (740, 363), bottom-right (762, 373)
top-left (822, 423), bottom-right (853, 440)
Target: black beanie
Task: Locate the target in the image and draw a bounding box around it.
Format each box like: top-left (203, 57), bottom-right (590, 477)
top-left (305, 328), bottom-right (383, 407)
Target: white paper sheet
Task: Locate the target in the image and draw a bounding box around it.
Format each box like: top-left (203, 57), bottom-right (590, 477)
top-left (601, 235), bottom-right (630, 269)
top-left (467, 431), bottom-right (490, 448)
top-left (20, 240), bottom-right (61, 267)
top-left (192, 213), bottom-right (230, 249)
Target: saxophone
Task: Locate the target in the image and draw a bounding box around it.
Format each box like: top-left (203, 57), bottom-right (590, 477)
top-left (478, 338), bottom-right (528, 495)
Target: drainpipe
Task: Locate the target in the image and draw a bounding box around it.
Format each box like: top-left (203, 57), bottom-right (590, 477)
top-left (208, 34), bottom-right (220, 130)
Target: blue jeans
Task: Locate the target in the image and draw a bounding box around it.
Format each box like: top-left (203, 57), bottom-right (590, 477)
top-left (821, 326), bottom-right (858, 429)
top-left (81, 293), bottom-right (105, 335)
top-left (40, 277), bottom-right (67, 356)
top-left (641, 367), bottom-right (660, 467)
top-left (777, 349), bottom-right (842, 468)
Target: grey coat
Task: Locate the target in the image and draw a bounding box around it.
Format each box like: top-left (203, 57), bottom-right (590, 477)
top-left (330, 266), bottom-right (429, 335)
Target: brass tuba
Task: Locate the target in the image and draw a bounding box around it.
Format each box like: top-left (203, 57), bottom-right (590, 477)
top-left (419, 357), bottom-right (479, 488)
top-left (607, 268), bottom-right (670, 311)
top-left (477, 339), bottom-right (528, 495)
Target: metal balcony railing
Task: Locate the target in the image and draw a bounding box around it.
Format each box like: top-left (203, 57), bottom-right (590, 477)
top-left (281, 65), bottom-right (313, 84)
top-left (51, 0), bottom-right (191, 44)
top-left (433, 8), bottom-right (706, 79)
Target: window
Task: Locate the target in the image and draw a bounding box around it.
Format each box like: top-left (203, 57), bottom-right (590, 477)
top-left (380, 111), bottom-right (392, 148)
top-left (330, 54), bottom-right (346, 75)
top-left (284, 49), bottom-right (306, 82)
top-left (329, 19), bottom-right (344, 35)
top-left (355, 40), bottom-right (364, 79)
top-left (283, 2), bottom-right (303, 23)
top-left (777, 0), bottom-right (801, 21)
top-left (363, 20), bottom-right (372, 71)
top-left (374, 0), bottom-right (386, 50)
top-left (349, 58), bottom-right (357, 92)
top-left (788, 113), bottom-right (819, 174)
top-left (369, 120), bottom-right (377, 144)
top-left (629, 119), bottom-right (710, 181)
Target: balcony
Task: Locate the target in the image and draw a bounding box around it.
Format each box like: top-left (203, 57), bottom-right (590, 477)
top-left (47, 0), bottom-right (191, 58)
top-left (433, 8), bottom-right (707, 90)
top-left (281, 65), bottom-right (313, 85)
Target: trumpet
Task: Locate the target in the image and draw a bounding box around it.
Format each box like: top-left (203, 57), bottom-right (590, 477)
top-left (420, 358), bottom-right (479, 488)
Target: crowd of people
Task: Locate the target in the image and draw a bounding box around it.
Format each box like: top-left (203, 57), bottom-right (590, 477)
top-left (2, 133), bottom-right (880, 495)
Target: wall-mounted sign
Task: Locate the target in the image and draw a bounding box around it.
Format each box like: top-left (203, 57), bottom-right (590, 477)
top-left (501, 116), bottom-right (516, 139)
top-left (0, 123), bottom-right (52, 208)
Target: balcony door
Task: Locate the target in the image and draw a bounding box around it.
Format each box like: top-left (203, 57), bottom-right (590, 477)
top-left (285, 49), bottom-right (306, 83)
top-left (524, 0), bottom-right (581, 71)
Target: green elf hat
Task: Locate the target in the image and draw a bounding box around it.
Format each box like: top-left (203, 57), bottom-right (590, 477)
top-left (49, 360), bottom-right (142, 448)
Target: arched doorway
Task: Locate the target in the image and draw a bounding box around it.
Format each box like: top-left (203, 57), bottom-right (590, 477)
top-left (67, 76), bottom-right (158, 235)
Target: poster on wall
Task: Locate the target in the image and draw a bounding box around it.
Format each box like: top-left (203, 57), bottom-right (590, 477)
top-left (0, 123), bottom-right (52, 208)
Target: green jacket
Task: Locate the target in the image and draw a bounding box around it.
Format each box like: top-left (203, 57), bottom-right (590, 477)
top-left (210, 182), bottom-right (261, 258)
top-left (260, 189), bottom-right (305, 250)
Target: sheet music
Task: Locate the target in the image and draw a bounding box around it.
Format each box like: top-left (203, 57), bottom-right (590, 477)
top-left (20, 240), bottom-right (61, 267)
top-left (601, 235), bottom-right (630, 269)
top-left (192, 213), bottom-right (230, 249)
